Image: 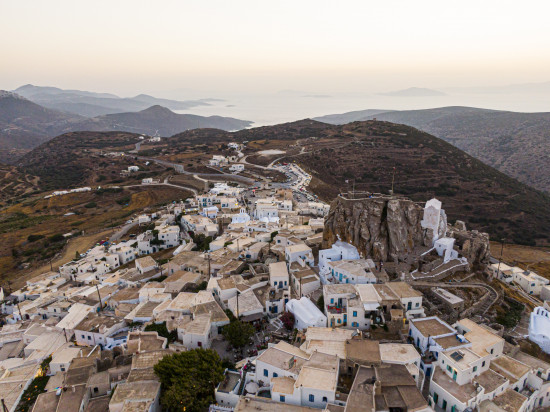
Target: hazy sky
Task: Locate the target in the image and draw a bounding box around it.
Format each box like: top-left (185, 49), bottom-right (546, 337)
top-left (2, 0), bottom-right (550, 96)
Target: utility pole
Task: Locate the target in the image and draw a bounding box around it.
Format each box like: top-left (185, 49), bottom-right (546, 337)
top-left (63, 327), bottom-right (68, 343)
top-left (236, 290), bottom-right (240, 320)
top-left (96, 285), bottom-right (102, 311)
top-left (299, 276), bottom-right (303, 298)
top-left (2, 398), bottom-right (9, 412)
top-left (207, 253), bottom-right (211, 278)
top-left (496, 238), bottom-right (506, 279)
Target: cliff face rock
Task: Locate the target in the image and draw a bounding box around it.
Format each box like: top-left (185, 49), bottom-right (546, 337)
top-left (323, 195), bottom-right (491, 265)
top-left (322, 195), bottom-right (426, 262)
top-left (447, 223), bottom-right (491, 265)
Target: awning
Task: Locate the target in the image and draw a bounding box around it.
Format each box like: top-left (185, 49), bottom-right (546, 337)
top-left (363, 302), bottom-right (380, 311)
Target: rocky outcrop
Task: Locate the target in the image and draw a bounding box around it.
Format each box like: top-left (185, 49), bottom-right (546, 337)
top-left (323, 195), bottom-right (491, 265)
top-left (322, 195), bottom-right (426, 262)
top-left (447, 222), bottom-right (491, 265)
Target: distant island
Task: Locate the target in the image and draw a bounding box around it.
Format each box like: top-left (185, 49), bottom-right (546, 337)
top-left (378, 87), bottom-right (446, 97)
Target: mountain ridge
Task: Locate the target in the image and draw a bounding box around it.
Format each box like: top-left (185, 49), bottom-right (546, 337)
top-left (314, 106), bottom-right (550, 192)
top-left (0, 92), bottom-right (252, 162)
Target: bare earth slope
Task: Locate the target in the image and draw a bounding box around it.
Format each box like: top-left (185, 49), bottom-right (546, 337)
top-left (314, 106), bottom-right (550, 192)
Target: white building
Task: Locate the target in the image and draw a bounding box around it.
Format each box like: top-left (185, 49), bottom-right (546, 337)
top-left (286, 297), bottom-right (327, 330)
top-left (178, 315), bottom-right (212, 349)
top-left (325, 259), bottom-right (377, 285)
top-left (318, 240), bottom-right (360, 277)
top-left (229, 164), bottom-right (244, 173)
top-left (269, 261), bottom-right (289, 290)
top-left (434, 237), bottom-right (459, 263)
top-left (285, 244), bottom-right (314, 267)
top-left (513, 270), bottom-right (549, 296)
top-left (529, 306), bottom-right (550, 354)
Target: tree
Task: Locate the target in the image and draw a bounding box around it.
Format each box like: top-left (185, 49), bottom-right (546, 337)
top-left (154, 349), bottom-right (224, 412)
top-left (269, 231), bottom-right (279, 242)
top-left (280, 311), bottom-right (295, 331)
top-left (316, 295), bottom-right (325, 312)
top-left (223, 320), bottom-right (254, 348)
top-left (144, 321), bottom-right (178, 343)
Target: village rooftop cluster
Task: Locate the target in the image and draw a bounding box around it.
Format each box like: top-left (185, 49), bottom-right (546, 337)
top-left (1, 162), bottom-right (550, 412)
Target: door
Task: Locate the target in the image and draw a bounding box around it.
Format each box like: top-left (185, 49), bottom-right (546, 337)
top-left (453, 370), bottom-right (457, 381)
top-left (442, 400), bottom-right (447, 410)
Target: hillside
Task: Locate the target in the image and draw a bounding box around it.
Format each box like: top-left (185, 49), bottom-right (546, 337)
top-left (10, 119), bottom-right (550, 246)
top-left (16, 131), bottom-right (145, 190)
top-left (72, 105), bottom-right (252, 136)
top-left (0, 91), bottom-right (82, 161)
top-left (0, 92), bottom-right (252, 162)
top-left (14, 84), bottom-right (214, 117)
top-left (314, 106), bottom-right (550, 192)
top-left (206, 119), bottom-right (549, 247)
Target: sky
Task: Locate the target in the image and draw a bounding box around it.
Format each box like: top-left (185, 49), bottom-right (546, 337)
top-left (1, 0), bottom-right (550, 97)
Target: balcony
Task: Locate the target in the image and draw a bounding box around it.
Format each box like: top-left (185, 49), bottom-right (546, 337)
top-left (327, 305), bottom-right (347, 314)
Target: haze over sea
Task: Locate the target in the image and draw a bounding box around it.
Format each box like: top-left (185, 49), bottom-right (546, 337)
top-left (174, 90), bottom-right (550, 127)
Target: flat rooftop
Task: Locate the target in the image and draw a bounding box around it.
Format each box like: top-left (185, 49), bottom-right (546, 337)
top-left (433, 334), bottom-right (470, 350)
top-left (235, 398), bottom-right (317, 412)
top-left (387, 282), bottom-right (423, 299)
top-left (432, 366), bottom-right (478, 403)
top-left (474, 368), bottom-right (508, 394)
top-left (294, 366), bottom-right (337, 392)
top-left (490, 388), bottom-right (528, 412)
top-left (411, 317), bottom-right (455, 337)
top-left (433, 288), bottom-right (464, 305)
top-left (491, 355), bottom-right (531, 381)
top-left (379, 343), bottom-right (419, 364)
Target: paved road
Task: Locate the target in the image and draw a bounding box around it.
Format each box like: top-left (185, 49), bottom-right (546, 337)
top-left (125, 181), bottom-right (198, 195)
top-left (137, 155), bottom-right (256, 186)
top-left (110, 221), bottom-right (139, 242)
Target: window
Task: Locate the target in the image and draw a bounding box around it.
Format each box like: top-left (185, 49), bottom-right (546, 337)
top-left (273, 373), bottom-right (278, 377)
top-left (353, 311), bottom-right (357, 317)
top-left (280, 395), bottom-right (285, 402)
top-left (490, 349), bottom-right (494, 354)
top-left (473, 366), bottom-right (477, 372)
top-left (88, 336), bottom-right (91, 340)
top-left (322, 397), bottom-right (328, 402)
top-left (416, 302), bottom-right (420, 307)
top-left (447, 366), bottom-right (452, 372)
top-left (309, 394), bottom-right (315, 403)
top-left (482, 361), bottom-right (486, 367)
top-left (81, 335), bottom-right (85, 339)
top-left (264, 369), bottom-right (268, 377)
top-left (337, 319), bottom-right (341, 324)
top-left (274, 281), bottom-right (277, 285)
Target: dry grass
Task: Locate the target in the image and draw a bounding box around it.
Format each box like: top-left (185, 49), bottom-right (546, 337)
top-left (492, 242), bottom-right (550, 280)
top-left (0, 185), bottom-right (188, 283)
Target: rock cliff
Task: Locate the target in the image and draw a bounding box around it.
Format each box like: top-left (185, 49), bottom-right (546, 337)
top-left (322, 195), bottom-right (491, 265)
top-left (322, 195), bottom-right (427, 262)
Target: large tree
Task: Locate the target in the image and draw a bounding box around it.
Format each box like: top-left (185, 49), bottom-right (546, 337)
top-left (223, 320), bottom-right (254, 348)
top-left (154, 349), bottom-right (224, 412)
